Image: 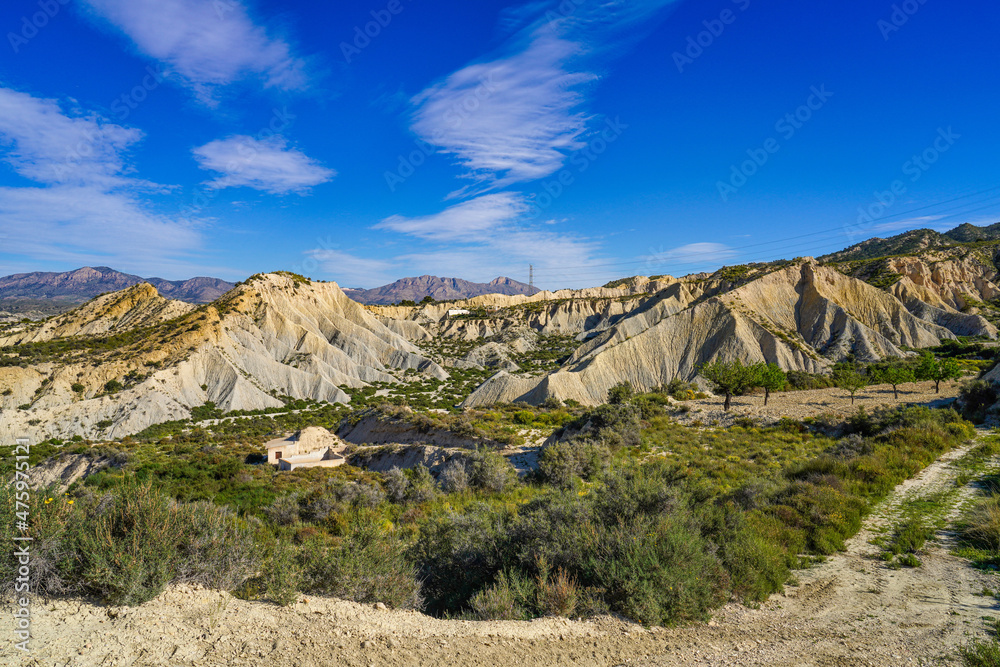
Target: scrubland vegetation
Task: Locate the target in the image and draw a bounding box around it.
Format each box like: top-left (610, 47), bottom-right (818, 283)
top-left (1, 381), bottom-right (976, 628)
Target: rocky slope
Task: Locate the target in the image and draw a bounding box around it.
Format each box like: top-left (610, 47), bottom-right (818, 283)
top-left (369, 275), bottom-right (684, 340)
top-left (343, 275), bottom-right (538, 305)
top-left (0, 274), bottom-right (445, 441)
top-left (0, 283), bottom-right (195, 344)
top-left (462, 260), bottom-right (980, 407)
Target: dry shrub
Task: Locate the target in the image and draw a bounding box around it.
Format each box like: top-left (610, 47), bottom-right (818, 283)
top-left (469, 570), bottom-right (531, 621)
top-left (536, 561), bottom-right (578, 617)
top-left (961, 497), bottom-right (1000, 552)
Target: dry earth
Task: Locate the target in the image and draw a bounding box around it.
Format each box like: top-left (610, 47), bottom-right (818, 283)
top-left (675, 380), bottom-right (963, 427)
top-left (3, 431), bottom-right (997, 667)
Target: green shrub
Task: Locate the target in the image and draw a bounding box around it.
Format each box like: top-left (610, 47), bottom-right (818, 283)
top-left (439, 461), bottom-right (469, 493)
top-left (74, 478), bottom-right (181, 605)
top-left (959, 380), bottom-right (998, 423)
top-left (0, 477), bottom-right (262, 606)
top-left (607, 382), bottom-right (635, 405)
top-left (538, 441), bottom-right (610, 487)
top-left (260, 540), bottom-right (300, 606)
top-left (414, 502), bottom-right (513, 616)
top-left (469, 569), bottom-right (533, 620)
top-left (959, 638), bottom-right (1000, 667)
top-left (886, 517), bottom-right (935, 556)
top-left (467, 449), bottom-right (518, 493)
top-left (174, 502), bottom-right (262, 590)
top-left (301, 517), bottom-right (421, 609)
top-left (586, 512), bottom-right (727, 626)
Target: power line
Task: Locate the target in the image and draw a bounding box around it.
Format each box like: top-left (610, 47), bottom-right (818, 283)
top-left (527, 189), bottom-right (1000, 279)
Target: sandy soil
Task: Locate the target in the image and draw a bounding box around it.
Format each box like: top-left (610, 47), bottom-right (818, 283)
top-left (2, 424), bottom-right (994, 667)
top-left (674, 380), bottom-right (963, 427)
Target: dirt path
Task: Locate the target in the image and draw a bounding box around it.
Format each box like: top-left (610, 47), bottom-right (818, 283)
top-left (3, 433), bottom-right (998, 667)
top-left (631, 433), bottom-right (1000, 667)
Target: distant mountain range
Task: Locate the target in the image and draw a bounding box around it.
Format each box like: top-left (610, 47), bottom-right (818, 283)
top-left (342, 275), bottom-right (539, 305)
top-left (3, 221), bottom-right (997, 313)
top-left (0, 267), bottom-right (235, 306)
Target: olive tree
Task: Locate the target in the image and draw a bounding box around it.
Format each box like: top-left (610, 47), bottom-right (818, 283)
top-left (915, 352), bottom-right (963, 394)
top-left (699, 359), bottom-right (762, 411)
top-left (835, 367), bottom-right (868, 405)
top-left (872, 363), bottom-right (914, 401)
top-left (757, 363), bottom-right (787, 406)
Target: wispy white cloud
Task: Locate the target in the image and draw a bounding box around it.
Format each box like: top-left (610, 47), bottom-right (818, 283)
top-left (0, 85), bottom-right (202, 274)
top-left (308, 193), bottom-right (607, 288)
top-left (0, 87), bottom-right (145, 188)
top-left (0, 185), bottom-right (200, 264)
top-left (643, 242), bottom-right (736, 274)
top-left (374, 193), bottom-right (527, 243)
top-left (193, 135), bottom-right (334, 195)
top-left (411, 31), bottom-right (592, 192)
top-left (409, 0), bottom-right (677, 193)
top-left (79, 0), bottom-right (309, 102)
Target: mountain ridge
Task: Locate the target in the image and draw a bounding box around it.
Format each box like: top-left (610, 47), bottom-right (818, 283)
top-left (343, 274), bottom-right (539, 305)
top-left (0, 266), bottom-right (235, 305)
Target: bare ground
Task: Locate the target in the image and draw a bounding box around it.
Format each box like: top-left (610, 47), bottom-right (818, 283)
top-left (3, 426), bottom-right (997, 667)
top-left (674, 380), bottom-right (963, 427)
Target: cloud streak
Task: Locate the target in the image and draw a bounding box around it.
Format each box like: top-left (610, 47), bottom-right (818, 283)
top-left (643, 242), bottom-right (736, 274)
top-left (193, 136), bottom-right (335, 195)
top-left (375, 193), bottom-right (528, 243)
top-left (0, 87), bottom-right (145, 188)
top-left (79, 0), bottom-right (309, 101)
top-left (0, 85), bottom-right (202, 274)
top-left (309, 192), bottom-right (607, 288)
top-left (408, 0), bottom-right (677, 193)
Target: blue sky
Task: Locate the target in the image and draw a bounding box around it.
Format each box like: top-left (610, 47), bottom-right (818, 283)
top-left (0, 0), bottom-right (997, 289)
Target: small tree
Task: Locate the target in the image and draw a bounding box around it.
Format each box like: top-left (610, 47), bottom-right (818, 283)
top-left (757, 363), bottom-right (786, 407)
top-left (873, 364), bottom-right (914, 401)
top-left (420, 295), bottom-right (435, 304)
top-left (699, 359), bottom-right (762, 411)
top-left (835, 367), bottom-right (868, 405)
top-left (915, 352), bottom-right (963, 394)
